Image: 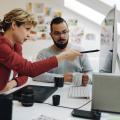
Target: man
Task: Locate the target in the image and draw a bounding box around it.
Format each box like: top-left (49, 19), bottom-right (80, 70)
top-left (33, 17), bottom-right (92, 86)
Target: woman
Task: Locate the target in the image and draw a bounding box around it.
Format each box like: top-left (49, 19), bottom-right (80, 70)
top-left (0, 8), bottom-right (80, 92)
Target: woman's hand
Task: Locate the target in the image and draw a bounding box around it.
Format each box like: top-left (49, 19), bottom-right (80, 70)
top-left (56, 49), bottom-right (80, 62)
top-left (1, 80), bottom-right (17, 92)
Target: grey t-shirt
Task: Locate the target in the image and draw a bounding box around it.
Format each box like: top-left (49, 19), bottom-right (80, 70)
top-left (33, 46), bottom-right (92, 82)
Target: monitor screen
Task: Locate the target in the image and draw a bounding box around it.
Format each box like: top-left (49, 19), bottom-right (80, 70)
top-left (99, 6), bottom-right (117, 73)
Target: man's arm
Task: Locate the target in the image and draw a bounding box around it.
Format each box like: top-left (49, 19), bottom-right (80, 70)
top-left (80, 53), bottom-right (92, 80)
top-left (33, 72), bottom-right (62, 82)
top-left (72, 54), bottom-right (93, 86)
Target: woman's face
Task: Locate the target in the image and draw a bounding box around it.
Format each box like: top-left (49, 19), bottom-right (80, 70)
top-left (12, 22), bottom-right (32, 44)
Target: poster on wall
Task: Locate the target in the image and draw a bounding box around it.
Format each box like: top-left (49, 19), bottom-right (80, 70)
top-left (33, 3), bottom-right (44, 13)
top-left (26, 2), bottom-right (32, 13)
top-left (53, 10), bottom-right (62, 17)
top-left (85, 33), bottom-right (96, 41)
top-left (26, 2), bottom-right (45, 13)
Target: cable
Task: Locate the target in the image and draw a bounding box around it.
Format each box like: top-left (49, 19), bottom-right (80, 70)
top-left (43, 102), bottom-right (74, 109)
top-left (76, 99), bottom-right (92, 109)
top-left (43, 99), bottom-right (92, 110)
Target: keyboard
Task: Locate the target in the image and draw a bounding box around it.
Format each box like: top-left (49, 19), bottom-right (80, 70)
top-left (68, 85), bottom-right (91, 98)
top-left (7, 85), bottom-right (57, 103)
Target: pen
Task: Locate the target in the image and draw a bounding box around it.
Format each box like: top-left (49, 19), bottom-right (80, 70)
top-left (80, 49), bottom-right (100, 53)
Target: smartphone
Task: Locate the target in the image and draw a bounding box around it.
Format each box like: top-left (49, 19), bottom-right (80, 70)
top-left (80, 49), bottom-right (100, 53)
top-left (71, 109), bottom-right (94, 119)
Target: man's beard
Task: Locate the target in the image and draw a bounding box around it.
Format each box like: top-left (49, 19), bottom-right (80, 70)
top-left (53, 39), bottom-right (68, 49)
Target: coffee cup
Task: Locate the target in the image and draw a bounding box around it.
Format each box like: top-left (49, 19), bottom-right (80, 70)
top-left (54, 76), bottom-right (64, 87)
top-left (52, 95), bottom-right (60, 106)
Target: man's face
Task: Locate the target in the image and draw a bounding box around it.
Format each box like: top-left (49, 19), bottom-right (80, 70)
top-left (50, 22), bottom-right (69, 49)
top-left (12, 22), bottom-right (32, 44)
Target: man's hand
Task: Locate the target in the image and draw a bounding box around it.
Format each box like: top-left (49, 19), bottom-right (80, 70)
top-left (2, 80), bottom-right (17, 92)
top-left (82, 73), bottom-right (89, 86)
top-left (64, 73), bottom-right (73, 82)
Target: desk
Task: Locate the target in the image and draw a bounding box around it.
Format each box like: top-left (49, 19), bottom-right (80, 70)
top-left (12, 80), bottom-right (120, 120)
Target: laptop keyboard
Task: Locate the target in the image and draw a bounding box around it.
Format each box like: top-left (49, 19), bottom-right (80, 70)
top-left (68, 85), bottom-right (90, 98)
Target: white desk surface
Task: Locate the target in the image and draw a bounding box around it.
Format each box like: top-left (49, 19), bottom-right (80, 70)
top-left (12, 79), bottom-right (120, 120)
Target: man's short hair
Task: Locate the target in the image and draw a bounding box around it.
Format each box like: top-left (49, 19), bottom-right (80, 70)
top-left (50, 17), bottom-right (68, 32)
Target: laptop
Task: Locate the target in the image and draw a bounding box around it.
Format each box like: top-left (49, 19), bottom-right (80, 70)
top-left (92, 73), bottom-right (120, 113)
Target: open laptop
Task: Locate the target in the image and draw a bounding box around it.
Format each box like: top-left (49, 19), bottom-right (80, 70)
top-left (92, 73), bottom-right (120, 113)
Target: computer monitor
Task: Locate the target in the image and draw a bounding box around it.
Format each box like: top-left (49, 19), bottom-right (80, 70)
top-left (99, 6), bottom-right (118, 73)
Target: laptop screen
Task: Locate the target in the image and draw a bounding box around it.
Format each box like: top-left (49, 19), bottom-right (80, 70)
top-left (92, 73), bottom-right (120, 113)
